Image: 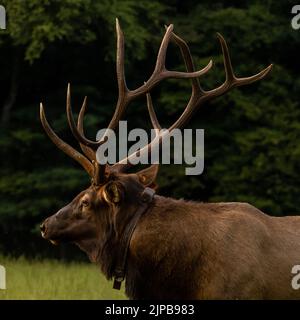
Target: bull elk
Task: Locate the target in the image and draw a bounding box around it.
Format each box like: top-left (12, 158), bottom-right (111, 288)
top-left (40, 20), bottom-right (300, 300)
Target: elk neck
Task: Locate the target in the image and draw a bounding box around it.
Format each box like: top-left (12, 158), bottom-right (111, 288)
top-left (93, 186), bottom-right (156, 282)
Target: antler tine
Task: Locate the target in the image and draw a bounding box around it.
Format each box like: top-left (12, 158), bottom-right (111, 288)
top-left (115, 18), bottom-right (127, 95)
top-left (103, 18), bottom-right (129, 134)
top-left (204, 33), bottom-right (273, 99)
top-left (40, 102), bottom-right (94, 177)
top-left (217, 33), bottom-right (235, 82)
top-left (146, 92), bottom-right (161, 132)
top-left (66, 83), bottom-right (91, 147)
top-left (168, 28), bottom-right (203, 97)
top-left (70, 87), bottom-right (107, 184)
top-left (77, 96), bottom-right (97, 162)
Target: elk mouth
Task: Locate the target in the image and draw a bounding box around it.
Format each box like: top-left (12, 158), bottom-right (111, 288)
top-left (41, 230), bottom-right (61, 245)
top-left (42, 234), bottom-right (60, 246)
top-left (49, 239), bottom-right (60, 245)
top-left (40, 220), bottom-right (63, 245)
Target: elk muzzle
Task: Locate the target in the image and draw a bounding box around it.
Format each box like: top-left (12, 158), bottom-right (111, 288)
top-left (40, 217), bottom-right (60, 245)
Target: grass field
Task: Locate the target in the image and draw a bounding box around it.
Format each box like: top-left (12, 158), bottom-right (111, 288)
top-left (0, 256), bottom-right (126, 300)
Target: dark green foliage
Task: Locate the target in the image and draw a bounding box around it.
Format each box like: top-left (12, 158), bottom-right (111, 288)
top-left (0, 0), bottom-right (299, 257)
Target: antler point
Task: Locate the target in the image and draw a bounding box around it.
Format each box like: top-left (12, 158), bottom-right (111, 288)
top-left (116, 17), bottom-right (121, 30)
top-left (216, 32), bottom-right (226, 44)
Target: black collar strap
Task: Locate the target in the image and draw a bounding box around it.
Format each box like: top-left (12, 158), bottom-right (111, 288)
top-left (113, 187), bottom-right (156, 290)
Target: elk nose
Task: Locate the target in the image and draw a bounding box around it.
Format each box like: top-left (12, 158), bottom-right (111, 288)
top-left (40, 222), bottom-right (46, 233)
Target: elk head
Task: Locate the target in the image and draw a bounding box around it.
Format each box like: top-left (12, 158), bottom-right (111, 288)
top-left (39, 19), bottom-right (272, 275)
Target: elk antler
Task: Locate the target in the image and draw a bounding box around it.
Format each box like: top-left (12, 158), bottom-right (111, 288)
top-left (40, 20), bottom-right (212, 184)
top-left (111, 31), bottom-right (273, 170)
top-left (65, 19), bottom-right (212, 149)
top-left (40, 21), bottom-right (272, 183)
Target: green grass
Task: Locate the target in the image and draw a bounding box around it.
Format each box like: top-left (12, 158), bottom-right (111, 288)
top-left (0, 256), bottom-right (126, 300)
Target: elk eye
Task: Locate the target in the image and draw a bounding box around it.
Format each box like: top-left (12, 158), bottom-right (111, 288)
top-left (82, 199), bottom-right (89, 207)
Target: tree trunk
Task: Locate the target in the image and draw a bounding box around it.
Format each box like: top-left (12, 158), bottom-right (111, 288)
top-left (1, 48), bottom-right (21, 126)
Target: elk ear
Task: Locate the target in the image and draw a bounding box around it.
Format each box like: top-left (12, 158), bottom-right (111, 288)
top-left (103, 182), bottom-right (123, 204)
top-left (136, 164), bottom-right (159, 187)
